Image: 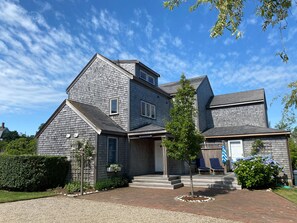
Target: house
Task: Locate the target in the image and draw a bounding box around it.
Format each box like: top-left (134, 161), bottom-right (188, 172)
top-left (36, 53), bottom-right (292, 185)
top-left (0, 122), bottom-right (9, 140)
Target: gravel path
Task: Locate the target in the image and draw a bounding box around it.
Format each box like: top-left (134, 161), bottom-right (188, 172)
top-left (0, 196), bottom-right (239, 223)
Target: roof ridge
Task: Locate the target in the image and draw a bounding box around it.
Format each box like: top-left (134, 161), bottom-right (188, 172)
top-left (214, 88), bottom-right (264, 97)
top-left (160, 75), bottom-right (206, 87)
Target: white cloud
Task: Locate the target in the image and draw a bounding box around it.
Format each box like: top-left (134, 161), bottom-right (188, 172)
top-left (173, 37), bottom-right (182, 48)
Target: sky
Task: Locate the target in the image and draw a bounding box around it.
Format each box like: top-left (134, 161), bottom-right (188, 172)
top-left (0, 0), bottom-right (296, 136)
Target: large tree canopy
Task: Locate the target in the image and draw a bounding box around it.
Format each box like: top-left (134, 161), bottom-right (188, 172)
top-left (163, 0), bottom-right (292, 62)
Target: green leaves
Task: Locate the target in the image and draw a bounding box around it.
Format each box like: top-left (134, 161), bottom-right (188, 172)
top-left (163, 74), bottom-right (204, 164)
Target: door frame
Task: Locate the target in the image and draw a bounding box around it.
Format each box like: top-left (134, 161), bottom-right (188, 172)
top-left (154, 140), bottom-right (163, 172)
top-left (227, 140), bottom-right (243, 162)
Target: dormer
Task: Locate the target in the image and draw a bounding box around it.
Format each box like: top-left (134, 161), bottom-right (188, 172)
top-left (114, 60), bottom-right (160, 87)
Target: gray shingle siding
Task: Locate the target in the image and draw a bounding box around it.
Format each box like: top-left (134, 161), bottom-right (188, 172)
top-left (205, 136), bottom-right (292, 182)
top-left (96, 134), bottom-right (128, 180)
top-left (68, 57), bottom-right (130, 131)
top-left (129, 139), bottom-right (155, 176)
top-left (210, 103), bottom-right (268, 128)
top-left (243, 137), bottom-right (292, 180)
top-left (116, 62), bottom-right (136, 75)
top-left (37, 104), bottom-right (97, 184)
top-left (129, 80), bottom-right (170, 130)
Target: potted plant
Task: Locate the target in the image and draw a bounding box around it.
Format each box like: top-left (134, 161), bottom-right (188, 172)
top-left (106, 163), bottom-right (122, 172)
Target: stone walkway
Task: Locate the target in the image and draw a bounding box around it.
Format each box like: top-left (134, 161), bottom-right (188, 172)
top-left (79, 187), bottom-right (297, 223)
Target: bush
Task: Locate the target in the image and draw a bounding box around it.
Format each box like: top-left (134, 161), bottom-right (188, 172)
top-left (234, 155), bottom-right (282, 189)
top-left (0, 155), bottom-right (69, 191)
top-left (4, 138), bottom-right (37, 155)
top-left (64, 181), bottom-right (91, 194)
top-left (95, 176), bottom-right (129, 191)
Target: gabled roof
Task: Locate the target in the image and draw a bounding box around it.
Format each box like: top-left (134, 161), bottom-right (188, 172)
top-left (203, 125), bottom-right (290, 139)
top-left (159, 76), bottom-right (206, 95)
top-left (66, 53), bottom-right (170, 98)
top-left (209, 89), bottom-right (265, 108)
top-left (67, 100), bottom-right (126, 135)
top-left (66, 53), bottom-right (134, 93)
top-left (36, 100), bottom-right (126, 138)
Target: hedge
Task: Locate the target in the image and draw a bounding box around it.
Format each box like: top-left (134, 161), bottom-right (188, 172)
top-left (0, 155), bottom-right (69, 191)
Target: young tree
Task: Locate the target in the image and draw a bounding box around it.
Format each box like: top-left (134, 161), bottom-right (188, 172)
top-left (163, 74), bottom-right (204, 197)
top-left (163, 0), bottom-right (292, 62)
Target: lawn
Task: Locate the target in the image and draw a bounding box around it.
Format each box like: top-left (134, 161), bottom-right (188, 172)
top-left (274, 187), bottom-right (297, 205)
top-left (0, 190), bottom-right (56, 203)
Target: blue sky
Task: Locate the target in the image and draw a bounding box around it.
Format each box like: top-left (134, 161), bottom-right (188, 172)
top-left (0, 0), bottom-right (296, 135)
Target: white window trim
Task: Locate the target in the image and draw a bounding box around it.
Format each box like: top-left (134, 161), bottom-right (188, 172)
top-left (140, 70), bottom-right (155, 85)
top-left (109, 98), bottom-right (119, 115)
top-left (141, 101), bottom-right (156, 119)
top-left (107, 137), bottom-right (118, 164)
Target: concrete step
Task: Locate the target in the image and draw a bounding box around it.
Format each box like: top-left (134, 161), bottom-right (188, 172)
top-left (181, 179), bottom-right (241, 190)
top-left (181, 175), bottom-right (241, 190)
top-left (129, 175), bottom-right (184, 190)
top-left (129, 182), bottom-right (184, 189)
top-left (133, 175), bottom-right (180, 181)
top-left (132, 179), bottom-right (182, 185)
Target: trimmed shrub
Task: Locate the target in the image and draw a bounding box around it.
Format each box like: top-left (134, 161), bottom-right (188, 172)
top-left (0, 155), bottom-right (69, 191)
top-left (95, 176), bottom-right (129, 191)
top-left (234, 155), bottom-right (283, 189)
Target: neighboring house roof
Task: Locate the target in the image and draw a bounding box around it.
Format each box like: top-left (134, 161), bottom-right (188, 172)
top-left (203, 125), bottom-right (290, 139)
top-left (128, 124), bottom-right (167, 138)
top-left (36, 100), bottom-right (126, 138)
top-left (0, 127), bottom-right (8, 138)
top-left (209, 89), bottom-right (265, 108)
top-left (159, 76), bottom-right (206, 95)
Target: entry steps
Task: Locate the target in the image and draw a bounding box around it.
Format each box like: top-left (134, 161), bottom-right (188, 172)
top-left (181, 173), bottom-right (241, 190)
top-left (129, 175), bottom-right (184, 189)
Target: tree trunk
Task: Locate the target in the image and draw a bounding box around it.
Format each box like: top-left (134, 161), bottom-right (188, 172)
top-left (80, 154), bottom-right (84, 196)
top-left (188, 162), bottom-right (194, 197)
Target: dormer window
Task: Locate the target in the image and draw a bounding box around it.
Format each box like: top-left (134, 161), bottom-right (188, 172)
top-left (110, 98), bottom-right (118, 115)
top-left (140, 70), bottom-right (155, 85)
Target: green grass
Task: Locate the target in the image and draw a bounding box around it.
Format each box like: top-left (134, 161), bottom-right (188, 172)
top-left (274, 187), bottom-right (297, 205)
top-left (0, 190), bottom-right (56, 203)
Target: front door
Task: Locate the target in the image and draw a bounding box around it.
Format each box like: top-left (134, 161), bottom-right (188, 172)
top-left (228, 140), bottom-right (244, 162)
top-left (154, 140), bottom-right (163, 172)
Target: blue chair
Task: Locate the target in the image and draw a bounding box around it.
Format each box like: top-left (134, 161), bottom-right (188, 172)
top-left (197, 158), bottom-right (210, 174)
top-left (210, 158), bottom-right (224, 175)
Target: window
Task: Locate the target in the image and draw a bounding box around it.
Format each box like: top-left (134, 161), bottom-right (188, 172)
top-left (140, 70), bottom-right (155, 85)
top-left (107, 137), bottom-right (118, 164)
top-left (110, 98), bottom-right (118, 115)
top-left (141, 101), bottom-right (156, 119)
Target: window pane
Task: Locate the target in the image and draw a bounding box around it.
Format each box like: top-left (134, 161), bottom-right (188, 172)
top-left (141, 101), bottom-right (145, 116)
top-left (140, 71), bottom-right (146, 80)
top-left (110, 99), bottom-right (118, 114)
top-left (151, 105), bottom-right (155, 118)
top-left (146, 103), bottom-right (150, 117)
top-left (147, 75), bottom-right (155, 85)
top-left (108, 138), bottom-right (117, 163)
